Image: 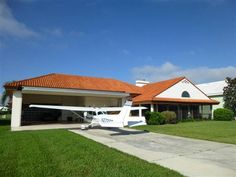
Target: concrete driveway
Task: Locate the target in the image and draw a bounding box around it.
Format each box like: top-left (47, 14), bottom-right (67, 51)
top-left (70, 128), bottom-right (236, 177)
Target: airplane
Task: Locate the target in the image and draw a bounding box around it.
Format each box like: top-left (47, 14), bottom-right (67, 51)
top-left (29, 101), bottom-right (147, 129)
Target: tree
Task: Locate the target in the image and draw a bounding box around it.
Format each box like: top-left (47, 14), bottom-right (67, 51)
top-left (223, 77), bottom-right (236, 115)
top-left (1, 81), bottom-right (14, 106)
top-left (1, 90), bottom-right (7, 106)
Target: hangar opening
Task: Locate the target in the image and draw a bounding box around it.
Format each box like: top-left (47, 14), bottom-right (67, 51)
top-left (21, 94), bottom-right (123, 125)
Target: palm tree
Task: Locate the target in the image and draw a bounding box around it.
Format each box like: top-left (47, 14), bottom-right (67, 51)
top-left (1, 81), bottom-right (14, 106)
top-left (1, 90), bottom-right (7, 106)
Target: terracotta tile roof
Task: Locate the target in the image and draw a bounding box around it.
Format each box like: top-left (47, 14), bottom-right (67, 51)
top-left (4, 74), bottom-right (219, 105)
top-left (152, 97), bottom-right (219, 104)
top-left (4, 73), bottom-right (141, 94)
top-left (133, 77), bottom-right (218, 104)
top-left (133, 77), bottom-right (185, 103)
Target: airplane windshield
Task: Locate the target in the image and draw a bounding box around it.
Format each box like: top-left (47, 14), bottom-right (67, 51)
top-left (97, 111), bottom-right (107, 115)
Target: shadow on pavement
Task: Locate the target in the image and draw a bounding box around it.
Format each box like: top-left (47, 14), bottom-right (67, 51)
top-left (106, 128), bottom-right (149, 136)
top-left (69, 126), bottom-right (149, 136)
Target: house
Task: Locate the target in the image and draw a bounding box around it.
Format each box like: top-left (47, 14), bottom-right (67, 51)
top-left (133, 77), bottom-right (218, 120)
top-left (197, 80), bottom-right (227, 115)
top-left (4, 73), bottom-right (218, 130)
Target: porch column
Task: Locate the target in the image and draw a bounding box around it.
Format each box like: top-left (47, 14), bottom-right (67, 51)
top-left (11, 91), bottom-right (23, 128)
top-left (139, 104), bottom-right (142, 117)
top-left (188, 105), bottom-right (191, 118)
top-left (210, 105), bottom-right (213, 120)
top-left (200, 105), bottom-right (203, 118)
top-left (150, 104), bottom-right (154, 112)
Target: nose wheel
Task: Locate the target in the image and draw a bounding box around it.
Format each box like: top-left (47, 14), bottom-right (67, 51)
top-left (80, 125), bottom-right (87, 130)
top-left (80, 124), bottom-right (93, 130)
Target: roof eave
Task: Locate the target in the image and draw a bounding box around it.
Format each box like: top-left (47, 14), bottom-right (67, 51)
top-left (133, 97), bottom-right (219, 105)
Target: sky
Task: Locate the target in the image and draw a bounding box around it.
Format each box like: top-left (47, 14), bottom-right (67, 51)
top-left (0, 0), bottom-right (236, 92)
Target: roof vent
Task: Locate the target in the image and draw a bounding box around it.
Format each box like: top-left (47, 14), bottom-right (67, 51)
top-left (135, 80), bottom-right (150, 87)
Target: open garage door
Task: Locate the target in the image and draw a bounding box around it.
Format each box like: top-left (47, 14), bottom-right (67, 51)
top-left (22, 104), bottom-right (62, 125)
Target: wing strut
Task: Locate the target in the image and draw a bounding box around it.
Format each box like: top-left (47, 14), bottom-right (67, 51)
top-left (70, 111), bottom-right (92, 123)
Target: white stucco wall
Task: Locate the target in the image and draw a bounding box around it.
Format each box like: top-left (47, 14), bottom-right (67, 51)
top-left (11, 91), bottom-right (22, 128)
top-left (210, 95), bottom-right (224, 112)
top-left (84, 97), bottom-right (121, 107)
top-left (156, 79), bottom-right (210, 100)
top-left (60, 96), bottom-right (85, 121)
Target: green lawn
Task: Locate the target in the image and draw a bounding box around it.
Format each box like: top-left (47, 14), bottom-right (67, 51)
top-left (0, 119), bottom-right (183, 177)
top-left (135, 121), bottom-right (236, 144)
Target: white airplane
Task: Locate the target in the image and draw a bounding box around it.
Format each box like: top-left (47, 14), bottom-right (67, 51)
top-left (29, 101), bottom-right (147, 129)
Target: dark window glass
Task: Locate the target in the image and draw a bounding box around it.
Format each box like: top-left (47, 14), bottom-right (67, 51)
top-left (98, 111), bottom-right (103, 115)
top-left (182, 91), bottom-right (190, 98)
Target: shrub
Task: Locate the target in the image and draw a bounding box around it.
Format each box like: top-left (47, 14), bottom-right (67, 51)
top-left (144, 111), bottom-right (151, 123)
top-left (161, 111), bottom-right (177, 124)
top-left (213, 108), bottom-right (234, 121)
top-left (148, 112), bottom-right (165, 125)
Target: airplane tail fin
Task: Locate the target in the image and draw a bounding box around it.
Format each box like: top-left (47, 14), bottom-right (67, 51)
top-left (98, 101), bottom-right (132, 128)
top-left (118, 101), bottom-right (147, 127)
top-left (99, 101), bottom-right (132, 128)
top-left (118, 101), bottom-right (132, 121)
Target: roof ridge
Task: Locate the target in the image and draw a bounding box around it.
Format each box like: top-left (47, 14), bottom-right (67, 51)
top-left (4, 73), bottom-right (141, 94)
top-left (140, 77), bottom-right (185, 89)
top-left (150, 77), bottom-right (185, 100)
top-left (133, 76), bottom-right (186, 103)
top-left (52, 73), bottom-right (140, 88)
top-left (4, 73), bottom-right (56, 86)
top-left (148, 76), bottom-right (185, 86)
top-left (53, 73), bottom-right (120, 81)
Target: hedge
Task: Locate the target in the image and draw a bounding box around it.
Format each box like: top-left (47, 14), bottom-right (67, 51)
top-left (146, 112), bottom-right (165, 125)
top-left (213, 108), bottom-right (234, 121)
top-left (161, 111), bottom-right (177, 124)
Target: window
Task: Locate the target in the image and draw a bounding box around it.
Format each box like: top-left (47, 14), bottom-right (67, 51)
top-left (97, 111), bottom-right (104, 115)
top-left (182, 91), bottom-right (190, 98)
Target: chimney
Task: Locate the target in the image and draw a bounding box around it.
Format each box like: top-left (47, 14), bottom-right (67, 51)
top-left (135, 80), bottom-right (150, 87)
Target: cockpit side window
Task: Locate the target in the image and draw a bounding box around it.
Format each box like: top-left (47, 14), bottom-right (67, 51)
top-left (98, 111), bottom-right (103, 115)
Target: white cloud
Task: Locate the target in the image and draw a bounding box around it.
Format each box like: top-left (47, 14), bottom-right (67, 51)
top-left (132, 62), bottom-right (236, 83)
top-left (0, 0), bottom-right (38, 38)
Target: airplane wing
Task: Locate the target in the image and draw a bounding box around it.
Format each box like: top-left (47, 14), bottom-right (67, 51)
top-left (98, 106), bottom-right (147, 112)
top-left (29, 104), bottom-right (97, 112)
top-left (30, 105), bottom-right (147, 112)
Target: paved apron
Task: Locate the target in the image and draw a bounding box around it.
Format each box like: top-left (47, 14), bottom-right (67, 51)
top-left (70, 128), bottom-right (236, 177)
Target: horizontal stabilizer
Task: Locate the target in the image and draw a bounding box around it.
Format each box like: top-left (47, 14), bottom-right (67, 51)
top-left (125, 116), bottom-right (147, 127)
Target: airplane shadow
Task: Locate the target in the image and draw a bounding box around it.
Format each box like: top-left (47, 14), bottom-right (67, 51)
top-left (69, 126), bottom-right (149, 136)
top-left (104, 127), bottom-right (149, 136)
